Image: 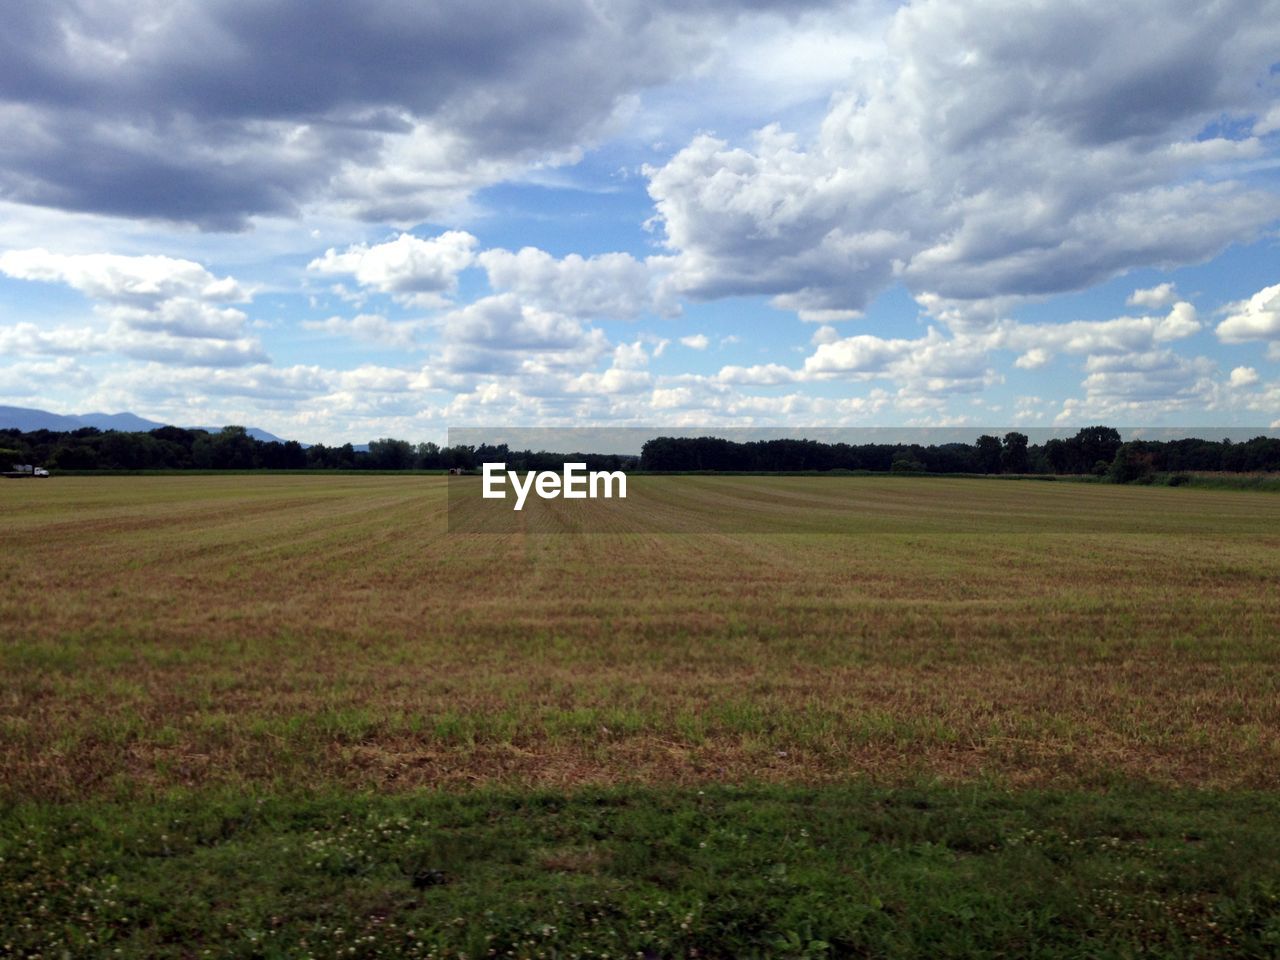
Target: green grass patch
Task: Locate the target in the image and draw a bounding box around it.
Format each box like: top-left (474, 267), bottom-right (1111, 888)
top-left (3, 784), bottom-right (1279, 959)
top-left (1172, 474), bottom-right (1280, 492)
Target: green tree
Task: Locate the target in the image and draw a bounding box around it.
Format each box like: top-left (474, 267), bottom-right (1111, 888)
top-left (1107, 443), bottom-right (1154, 484)
top-left (51, 444), bottom-right (100, 470)
top-left (1000, 432), bottom-right (1030, 473)
top-left (415, 441), bottom-right (441, 470)
top-left (211, 426), bottom-right (258, 469)
top-left (975, 435), bottom-right (1002, 474)
top-left (367, 438), bottom-right (414, 470)
top-left (890, 454), bottom-right (925, 473)
top-left (1076, 425), bottom-right (1122, 468)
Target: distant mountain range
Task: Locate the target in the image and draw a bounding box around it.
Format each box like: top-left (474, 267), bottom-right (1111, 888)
top-left (0, 405), bottom-right (290, 444)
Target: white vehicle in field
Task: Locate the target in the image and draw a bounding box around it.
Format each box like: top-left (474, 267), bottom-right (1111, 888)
top-left (2, 464), bottom-right (50, 478)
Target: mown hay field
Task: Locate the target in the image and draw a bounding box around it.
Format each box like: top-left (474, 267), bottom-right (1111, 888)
top-left (4, 474), bottom-right (1280, 958)
top-left (2, 474), bottom-right (1278, 799)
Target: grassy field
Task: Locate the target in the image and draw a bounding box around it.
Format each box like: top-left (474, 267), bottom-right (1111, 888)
top-left (2, 475), bottom-right (1279, 957)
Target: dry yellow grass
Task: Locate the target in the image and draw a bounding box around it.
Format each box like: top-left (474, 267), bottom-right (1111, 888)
top-left (2, 474), bottom-right (1278, 799)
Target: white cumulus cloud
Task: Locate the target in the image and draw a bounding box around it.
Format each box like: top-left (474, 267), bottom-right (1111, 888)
top-left (308, 232), bottom-right (478, 307)
top-left (479, 247), bottom-right (673, 320)
top-left (1127, 283), bottom-right (1180, 309)
top-left (0, 248), bottom-right (247, 306)
top-left (1216, 282), bottom-right (1280, 342)
top-left (1229, 365), bottom-right (1260, 387)
top-left (302, 313), bottom-right (421, 350)
top-left (0, 247), bottom-right (265, 365)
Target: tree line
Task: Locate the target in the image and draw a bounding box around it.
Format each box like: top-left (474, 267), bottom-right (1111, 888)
top-left (0, 426), bottom-right (636, 474)
top-left (639, 427), bottom-right (1280, 479)
top-left (3, 424), bottom-right (1278, 480)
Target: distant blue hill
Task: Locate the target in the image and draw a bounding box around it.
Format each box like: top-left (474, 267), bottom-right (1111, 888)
top-left (82, 411), bottom-right (169, 432)
top-left (190, 425), bottom-right (290, 444)
top-left (0, 405), bottom-right (290, 444)
top-left (0, 405), bottom-right (162, 433)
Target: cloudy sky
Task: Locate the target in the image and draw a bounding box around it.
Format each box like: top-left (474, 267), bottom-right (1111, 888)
top-left (1, 0), bottom-right (1279, 442)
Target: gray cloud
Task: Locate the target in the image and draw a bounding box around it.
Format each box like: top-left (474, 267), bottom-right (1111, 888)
top-left (0, 0), bottom-right (829, 228)
top-left (647, 0), bottom-right (1280, 321)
